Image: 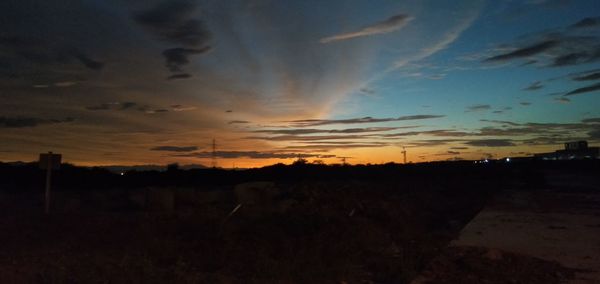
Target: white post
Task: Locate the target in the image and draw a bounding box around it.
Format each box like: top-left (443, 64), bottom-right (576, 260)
top-left (45, 151), bottom-right (52, 214)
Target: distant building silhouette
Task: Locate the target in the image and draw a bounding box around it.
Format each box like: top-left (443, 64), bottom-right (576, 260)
top-left (534, 141), bottom-right (599, 160)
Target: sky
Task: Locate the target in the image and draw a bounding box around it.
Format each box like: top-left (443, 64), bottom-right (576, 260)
top-left (1, 0), bottom-right (600, 167)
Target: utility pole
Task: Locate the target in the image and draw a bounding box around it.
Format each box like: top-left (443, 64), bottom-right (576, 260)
top-left (402, 147), bottom-right (407, 164)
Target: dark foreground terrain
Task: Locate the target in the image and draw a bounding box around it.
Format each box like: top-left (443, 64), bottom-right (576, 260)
top-left (0, 160), bottom-right (598, 283)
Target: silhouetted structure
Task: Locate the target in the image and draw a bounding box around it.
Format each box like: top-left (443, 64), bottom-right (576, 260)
top-left (534, 141), bottom-right (600, 160)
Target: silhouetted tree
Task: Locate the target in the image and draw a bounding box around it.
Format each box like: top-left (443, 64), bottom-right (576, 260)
top-left (292, 158), bottom-right (308, 166)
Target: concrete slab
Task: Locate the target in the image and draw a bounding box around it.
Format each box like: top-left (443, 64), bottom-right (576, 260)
top-left (450, 184), bottom-right (600, 283)
top-left (413, 171), bottom-right (600, 283)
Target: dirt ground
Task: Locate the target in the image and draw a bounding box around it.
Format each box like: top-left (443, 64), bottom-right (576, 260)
top-left (1, 166), bottom-right (597, 283)
top-left (412, 246), bottom-right (578, 284)
top-left (0, 179), bottom-right (490, 284)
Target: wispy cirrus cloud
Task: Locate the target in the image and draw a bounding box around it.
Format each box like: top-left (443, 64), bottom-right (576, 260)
top-left (253, 127), bottom-right (402, 135)
top-left (554, 97), bottom-right (571, 104)
top-left (0, 116), bottom-right (74, 128)
top-left (465, 104), bottom-right (491, 112)
top-left (320, 14), bottom-right (413, 43)
top-left (246, 134), bottom-right (375, 142)
top-left (85, 102), bottom-right (188, 114)
top-left (167, 73), bottom-right (192, 80)
top-left (282, 142), bottom-right (389, 151)
top-left (483, 17), bottom-right (600, 68)
top-left (570, 17), bottom-right (600, 28)
top-left (228, 120), bottom-right (250, 125)
top-left (286, 115), bottom-right (444, 127)
top-left (564, 82), bottom-right (600, 96)
top-left (572, 71), bottom-right (600, 81)
top-left (174, 151), bottom-right (327, 159)
top-left (484, 40), bottom-right (559, 62)
top-left (388, 2), bottom-right (482, 72)
top-left (465, 139), bottom-right (516, 147)
top-left (150, 145), bottom-right (198, 152)
top-left (523, 81), bottom-right (544, 91)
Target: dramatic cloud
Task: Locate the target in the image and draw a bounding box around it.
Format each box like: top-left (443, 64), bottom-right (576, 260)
top-left (554, 97), bottom-right (571, 103)
top-left (564, 82), bottom-right (600, 96)
top-left (134, 0), bottom-right (212, 75)
top-left (0, 116), bottom-right (74, 128)
top-left (520, 102), bottom-right (532, 106)
top-left (162, 47), bottom-right (211, 73)
top-left (523, 81), bottom-right (543, 91)
top-left (465, 104), bottom-right (491, 112)
top-left (133, 0), bottom-right (211, 47)
top-left (320, 14), bottom-right (413, 43)
top-left (465, 139), bottom-right (516, 147)
top-left (484, 40), bottom-right (558, 62)
top-left (287, 115), bottom-right (444, 127)
top-left (150, 146), bottom-right (198, 152)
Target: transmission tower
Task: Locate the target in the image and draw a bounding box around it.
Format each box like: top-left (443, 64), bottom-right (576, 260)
top-left (401, 147), bottom-right (407, 164)
top-left (211, 138), bottom-right (217, 168)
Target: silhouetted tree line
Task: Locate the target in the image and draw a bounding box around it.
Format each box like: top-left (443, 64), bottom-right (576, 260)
top-left (0, 159), bottom-right (598, 193)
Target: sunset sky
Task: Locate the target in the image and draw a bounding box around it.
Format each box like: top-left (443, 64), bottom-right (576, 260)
top-left (1, 0), bottom-right (600, 167)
